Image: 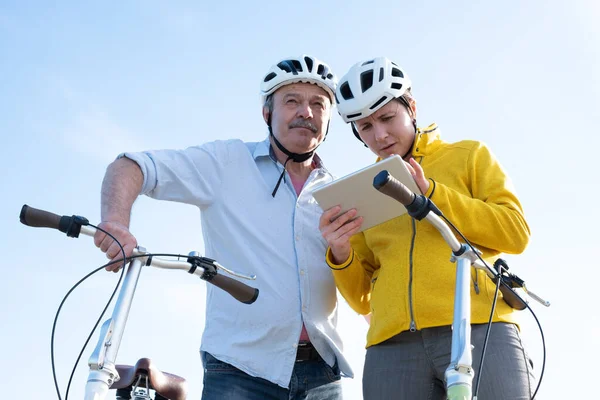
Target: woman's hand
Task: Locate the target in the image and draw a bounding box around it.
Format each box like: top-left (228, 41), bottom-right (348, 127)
top-left (319, 205), bottom-right (363, 264)
top-left (406, 158), bottom-right (430, 194)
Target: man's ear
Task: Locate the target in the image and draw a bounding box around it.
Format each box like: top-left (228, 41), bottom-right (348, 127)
top-left (262, 106), bottom-right (270, 126)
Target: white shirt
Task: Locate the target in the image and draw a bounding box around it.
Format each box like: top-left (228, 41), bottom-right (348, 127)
top-left (122, 137), bottom-right (353, 387)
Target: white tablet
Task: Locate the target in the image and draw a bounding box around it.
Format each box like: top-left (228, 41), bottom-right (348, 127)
top-left (313, 155), bottom-right (422, 232)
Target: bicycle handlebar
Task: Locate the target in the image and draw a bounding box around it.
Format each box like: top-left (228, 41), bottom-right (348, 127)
top-left (20, 204), bottom-right (259, 304)
top-left (372, 171), bottom-right (531, 311)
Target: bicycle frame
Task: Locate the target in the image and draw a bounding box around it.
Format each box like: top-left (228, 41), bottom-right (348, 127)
top-left (373, 170), bottom-right (549, 400)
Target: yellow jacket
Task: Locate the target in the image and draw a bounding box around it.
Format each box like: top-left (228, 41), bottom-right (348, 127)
top-left (327, 124), bottom-right (530, 347)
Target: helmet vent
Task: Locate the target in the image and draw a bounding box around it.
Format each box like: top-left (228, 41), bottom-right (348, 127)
top-left (339, 82), bottom-right (354, 100)
top-left (277, 61), bottom-right (293, 73)
top-left (334, 57), bottom-right (411, 124)
top-left (370, 96), bottom-right (388, 110)
top-left (291, 60), bottom-right (303, 72)
top-left (261, 55), bottom-right (337, 102)
top-left (391, 67), bottom-right (404, 78)
top-left (304, 56), bottom-right (313, 72)
top-left (360, 70), bottom-right (374, 93)
top-left (264, 72), bottom-right (277, 83)
top-left (317, 64), bottom-right (325, 76)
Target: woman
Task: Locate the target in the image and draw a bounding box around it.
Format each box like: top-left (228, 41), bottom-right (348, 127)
top-left (320, 57), bottom-right (534, 399)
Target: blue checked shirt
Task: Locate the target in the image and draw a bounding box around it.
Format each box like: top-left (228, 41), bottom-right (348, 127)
top-left (122, 137), bottom-right (353, 387)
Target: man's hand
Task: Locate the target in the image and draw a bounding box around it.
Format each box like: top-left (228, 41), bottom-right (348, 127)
top-left (319, 205), bottom-right (363, 265)
top-left (94, 221), bottom-right (137, 272)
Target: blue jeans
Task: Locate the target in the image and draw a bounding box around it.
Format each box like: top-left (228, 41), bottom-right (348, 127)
top-left (200, 351), bottom-right (342, 400)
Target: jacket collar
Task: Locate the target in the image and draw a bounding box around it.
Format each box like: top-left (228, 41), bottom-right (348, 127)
top-left (412, 123), bottom-right (441, 157)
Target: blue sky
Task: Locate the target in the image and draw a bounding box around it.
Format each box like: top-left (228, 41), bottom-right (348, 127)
top-left (2, 1), bottom-right (599, 398)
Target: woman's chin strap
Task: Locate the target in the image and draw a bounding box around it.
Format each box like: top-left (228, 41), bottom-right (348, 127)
top-left (401, 118), bottom-right (418, 160)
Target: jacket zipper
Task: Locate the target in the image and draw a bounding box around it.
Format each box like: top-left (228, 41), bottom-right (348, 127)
top-left (408, 218), bottom-right (417, 332)
top-left (407, 157), bottom-right (427, 332)
top-left (370, 277), bottom-right (377, 317)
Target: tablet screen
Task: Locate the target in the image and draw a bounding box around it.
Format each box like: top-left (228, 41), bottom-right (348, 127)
top-left (313, 155), bottom-right (421, 232)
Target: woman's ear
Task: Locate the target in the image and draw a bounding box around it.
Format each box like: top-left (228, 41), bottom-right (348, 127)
top-left (408, 98), bottom-right (418, 118)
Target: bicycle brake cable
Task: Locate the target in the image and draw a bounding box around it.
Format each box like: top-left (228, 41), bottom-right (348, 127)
top-left (473, 272), bottom-right (501, 398)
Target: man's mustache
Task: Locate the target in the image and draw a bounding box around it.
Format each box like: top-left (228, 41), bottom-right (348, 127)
top-left (289, 120), bottom-right (317, 133)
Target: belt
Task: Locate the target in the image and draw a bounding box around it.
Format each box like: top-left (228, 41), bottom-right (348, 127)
top-left (295, 342), bottom-right (320, 362)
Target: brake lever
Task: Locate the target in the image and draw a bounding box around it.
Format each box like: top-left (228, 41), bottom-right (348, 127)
top-left (187, 252), bottom-right (256, 281)
top-left (494, 259), bottom-right (550, 307)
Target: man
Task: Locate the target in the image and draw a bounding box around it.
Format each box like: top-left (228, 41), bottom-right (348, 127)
top-left (94, 55), bottom-right (351, 399)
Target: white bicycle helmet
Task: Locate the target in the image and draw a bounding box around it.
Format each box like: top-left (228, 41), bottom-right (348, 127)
top-left (336, 57), bottom-right (412, 123)
top-left (260, 55), bottom-right (338, 103)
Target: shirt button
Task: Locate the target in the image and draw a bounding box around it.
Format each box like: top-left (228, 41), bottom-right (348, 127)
top-left (300, 269), bottom-right (305, 275)
top-left (293, 343), bottom-right (298, 348)
top-left (295, 236), bottom-right (300, 241)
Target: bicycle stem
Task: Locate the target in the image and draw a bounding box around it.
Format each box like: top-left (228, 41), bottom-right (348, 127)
top-left (445, 250), bottom-right (480, 399)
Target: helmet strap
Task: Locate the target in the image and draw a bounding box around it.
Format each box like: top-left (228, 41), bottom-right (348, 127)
top-left (400, 118), bottom-right (418, 159)
top-left (267, 111), bottom-right (328, 197)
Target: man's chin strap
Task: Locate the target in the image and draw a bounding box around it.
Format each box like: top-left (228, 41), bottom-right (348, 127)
top-left (269, 128), bottom-right (314, 197)
top-left (267, 118), bottom-right (330, 198)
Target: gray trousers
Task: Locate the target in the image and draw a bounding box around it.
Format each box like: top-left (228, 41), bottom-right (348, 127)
top-left (363, 323), bottom-right (535, 400)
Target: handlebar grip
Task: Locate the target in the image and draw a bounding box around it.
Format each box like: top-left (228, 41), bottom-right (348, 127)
top-left (20, 204), bottom-right (62, 229)
top-left (20, 204), bottom-right (89, 237)
top-left (210, 274), bottom-right (259, 304)
top-left (373, 171), bottom-right (416, 206)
